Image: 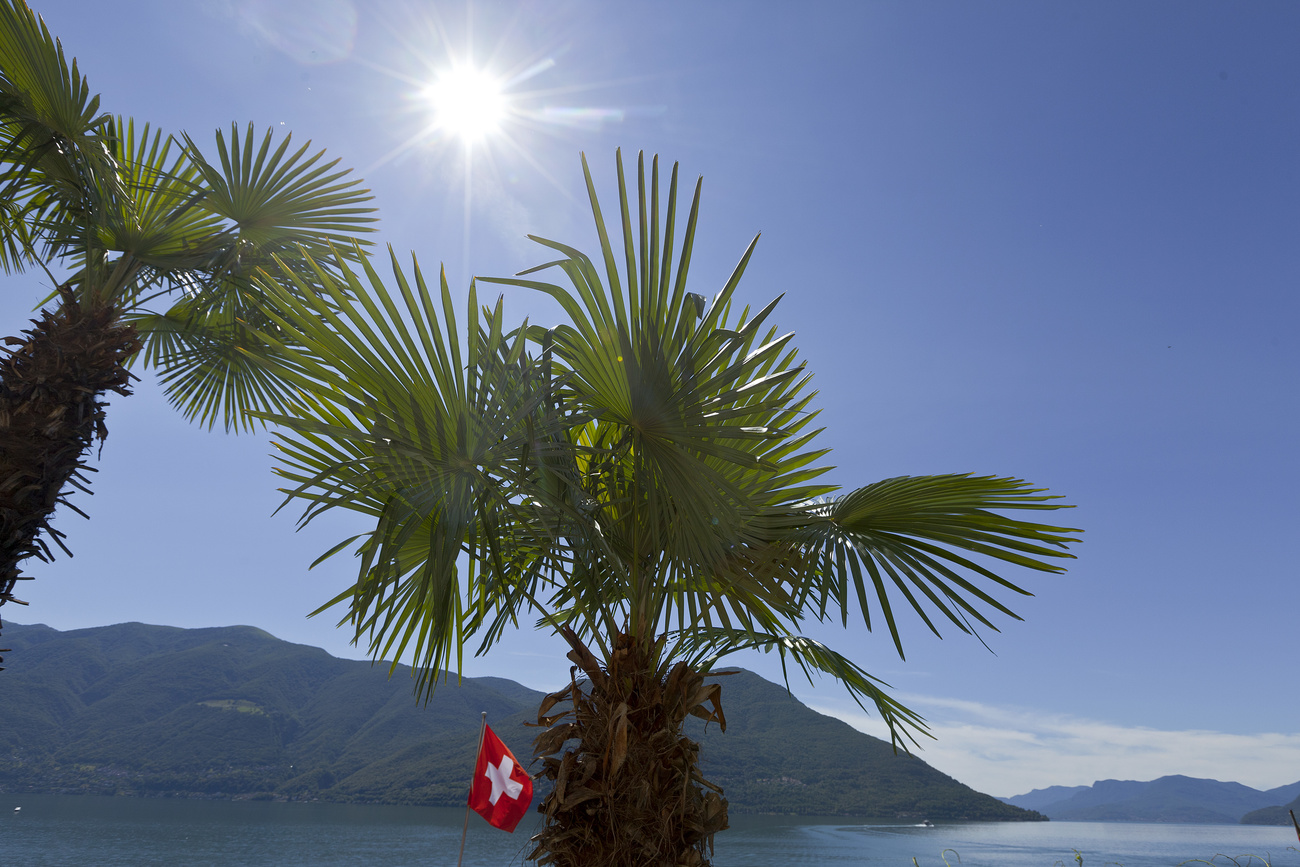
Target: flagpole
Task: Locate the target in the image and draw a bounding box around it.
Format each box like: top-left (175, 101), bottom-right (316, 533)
top-left (457, 712), bottom-right (487, 867)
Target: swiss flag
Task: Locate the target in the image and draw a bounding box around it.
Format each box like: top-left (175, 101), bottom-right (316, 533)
top-left (468, 724), bottom-right (534, 832)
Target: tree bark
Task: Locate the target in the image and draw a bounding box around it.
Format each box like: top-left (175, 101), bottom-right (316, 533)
top-left (529, 630), bottom-right (729, 866)
top-left (0, 287), bottom-right (140, 659)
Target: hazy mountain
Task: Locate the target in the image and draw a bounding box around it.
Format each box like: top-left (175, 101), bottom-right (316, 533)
top-left (1004, 775), bottom-right (1300, 824)
top-left (1264, 781), bottom-right (1300, 804)
top-left (0, 622), bottom-right (1038, 821)
top-left (1000, 785), bottom-right (1090, 812)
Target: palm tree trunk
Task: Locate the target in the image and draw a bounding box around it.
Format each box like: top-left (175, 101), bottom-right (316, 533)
top-left (529, 628), bottom-right (730, 866)
top-left (0, 286), bottom-right (140, 658)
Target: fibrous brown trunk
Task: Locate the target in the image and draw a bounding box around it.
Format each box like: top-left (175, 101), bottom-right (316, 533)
top-left (0, 287), bottom-right (140, 667)
top-left (529, 628), bottom-right (729, 866)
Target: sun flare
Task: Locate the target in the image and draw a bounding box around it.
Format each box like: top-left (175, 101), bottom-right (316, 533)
top-left (423, 65), bottom-right (506, 143)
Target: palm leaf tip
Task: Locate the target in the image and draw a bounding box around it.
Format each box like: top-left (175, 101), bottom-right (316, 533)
top-left (791, 473), bottom-right (1079, 659)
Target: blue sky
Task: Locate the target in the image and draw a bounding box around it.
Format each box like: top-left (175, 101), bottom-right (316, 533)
top-left (4, 1), bottom-right (1297, 797)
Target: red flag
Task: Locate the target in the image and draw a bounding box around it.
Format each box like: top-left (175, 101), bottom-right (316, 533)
top-left (468, 724), bottom-right (534, 832)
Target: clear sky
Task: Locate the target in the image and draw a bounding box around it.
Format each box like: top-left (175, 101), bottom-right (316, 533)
top-left (4, 1), bottom-right (1297, 798)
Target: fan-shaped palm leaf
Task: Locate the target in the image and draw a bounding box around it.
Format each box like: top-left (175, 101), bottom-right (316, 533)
top-left (121, 124), bottom-right (377, 430)
top-left (248, 248), bottom-right (570, 695)
top-left (0, 0), bottom-right (113, 273)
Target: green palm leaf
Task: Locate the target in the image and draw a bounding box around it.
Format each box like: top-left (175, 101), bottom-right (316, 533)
top-left (125, 125), bottom-right (377, 430)
top-left (129, 295), bottom-right (310, 431)
top-left (674, 626), bottom-right (929, 748)
top-left (0, 0), bottom-right (113, 274)
top-left (248, 249), bottom-right (567, 697)
top-left (793, 474), bottom-right (1080, 658)
top-left (184, 123), bottom-right (377, 264)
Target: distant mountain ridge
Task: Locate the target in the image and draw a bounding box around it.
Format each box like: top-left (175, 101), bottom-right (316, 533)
top-left (0, 622), bottom-right (1038, 821)
top-left (1003, 775), bottom-right (1300, 825)
top-left (1002, 785), bottom-right (1091, 813)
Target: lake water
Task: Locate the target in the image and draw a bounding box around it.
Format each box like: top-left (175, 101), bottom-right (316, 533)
top-left (1, 795), bottom-right (1297, 866)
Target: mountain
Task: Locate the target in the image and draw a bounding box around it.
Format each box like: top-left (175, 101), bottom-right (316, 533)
top-left (1000, 785), bottom-right (1090, 813)
top-left (1264, 781), bottom-right (1300, 804)
top-left (1004, 775), bottom-right (1300, 824)
top-left (685, 664), bottom-right (1030, 819)
top-left (1241, 792), bottom-right (1300, 826)
top-left (0, 622), bottom-right (1038, 820)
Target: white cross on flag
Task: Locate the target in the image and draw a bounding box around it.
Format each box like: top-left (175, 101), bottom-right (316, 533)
top-left (468, 724), bottom-right (534, 832)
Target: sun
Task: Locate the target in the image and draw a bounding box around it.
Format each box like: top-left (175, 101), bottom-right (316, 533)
top-left (423, 64), bottom-right (506, 144)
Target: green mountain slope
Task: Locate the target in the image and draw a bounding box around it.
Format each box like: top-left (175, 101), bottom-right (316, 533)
top-left (0, 622), bottom-right (1038, 820)
top-left (1240, 793), bottom-right (1300, 826)
top-left (691, 669), bottom-right (1028, 819)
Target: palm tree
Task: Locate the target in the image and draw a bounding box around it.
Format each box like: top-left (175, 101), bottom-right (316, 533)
top-left (253, 150), bottom-right (1080, 866)
top-left (0, 0), bottom-right (376, 657)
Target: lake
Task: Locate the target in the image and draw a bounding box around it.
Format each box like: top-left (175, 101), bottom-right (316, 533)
top-left (1, 795), bottom-right (1296, 866)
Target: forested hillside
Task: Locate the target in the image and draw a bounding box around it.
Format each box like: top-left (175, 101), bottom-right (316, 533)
top-left (0, 622), bottom-right (1038, 821)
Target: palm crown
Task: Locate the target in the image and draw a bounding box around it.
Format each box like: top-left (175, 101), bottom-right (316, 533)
top-left (0, 0), bottom-right (373, 631)
top-left (254, 149), bottom-right (1079, 864)
top-left (259, 150), bottom-right (1078, 735)
top-left (0, 5), bottom-right (377, 423)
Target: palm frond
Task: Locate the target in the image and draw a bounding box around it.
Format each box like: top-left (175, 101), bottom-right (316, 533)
top-left (792, 474), bottom-right (1081, 657)
top-left (248, 249), bottom-right (564, 698)
top-left (101, 124), bottom-right (379, 430)
top-left (184, 123), bottom-right (377, 269)
top-left (673, 625), bottom-right (930, 749)
top-left (0, 0), bottom-right (113, 273)
top-left (128, 290), bottom-right (312, 432)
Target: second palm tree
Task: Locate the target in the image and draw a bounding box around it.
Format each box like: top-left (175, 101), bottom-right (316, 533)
top-left (255, 150), bottom-right (1080, 867)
